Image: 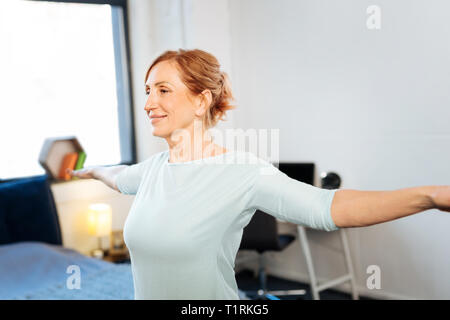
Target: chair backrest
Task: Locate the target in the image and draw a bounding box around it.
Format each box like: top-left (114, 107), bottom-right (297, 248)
top-left (239, 210), bottom-right (280, 253)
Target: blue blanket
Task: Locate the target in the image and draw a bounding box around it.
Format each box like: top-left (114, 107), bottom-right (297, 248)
top-left (0, 241), bottom-right (134, 300)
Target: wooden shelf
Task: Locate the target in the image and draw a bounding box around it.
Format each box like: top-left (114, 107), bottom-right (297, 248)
top-left (38, 136), bottom-right (85, 181)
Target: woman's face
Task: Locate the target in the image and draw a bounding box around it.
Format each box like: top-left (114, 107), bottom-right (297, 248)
top-left (144, 61), bottom-right (201, 139)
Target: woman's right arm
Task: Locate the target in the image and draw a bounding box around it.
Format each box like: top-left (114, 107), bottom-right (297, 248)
top-left (67, 165), bottom-right (127, 192)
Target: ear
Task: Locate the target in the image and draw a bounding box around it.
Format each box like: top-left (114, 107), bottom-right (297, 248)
top-left (195, 89), bottom-right (212, 117)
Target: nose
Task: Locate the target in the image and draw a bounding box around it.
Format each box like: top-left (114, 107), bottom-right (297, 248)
top-left (144, 103), bottom-right (154, 114)
top-left (144, 92), bottom-right (157, 113)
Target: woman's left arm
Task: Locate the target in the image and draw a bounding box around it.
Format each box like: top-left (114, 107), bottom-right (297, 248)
top-left (330, 185), bottom-right (450, 228)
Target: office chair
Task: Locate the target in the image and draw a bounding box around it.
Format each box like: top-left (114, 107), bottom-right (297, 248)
top-left (238, 209), bottom-right (307, 300)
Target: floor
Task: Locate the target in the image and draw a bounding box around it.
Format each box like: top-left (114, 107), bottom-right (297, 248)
top-left (235, 269), bottom-right (375, 300)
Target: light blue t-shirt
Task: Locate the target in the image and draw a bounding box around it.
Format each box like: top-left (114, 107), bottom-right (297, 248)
top-left (116, 150), bottom-right (339, 300)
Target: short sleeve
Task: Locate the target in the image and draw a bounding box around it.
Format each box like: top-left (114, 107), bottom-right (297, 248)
top-left (115, 155), bottom-right (157, 195)
top-left (246, 160), bottom-right (339, 232)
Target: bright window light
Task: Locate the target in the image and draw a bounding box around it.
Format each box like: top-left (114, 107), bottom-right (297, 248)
top-left (0, 0), bottom-right (128, 180)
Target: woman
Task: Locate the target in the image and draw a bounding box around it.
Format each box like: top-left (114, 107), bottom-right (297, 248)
top-left (68, 49), bottom-right (450, 300)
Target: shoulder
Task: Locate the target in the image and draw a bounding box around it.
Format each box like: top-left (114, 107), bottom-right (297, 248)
top-left (141, 150), bottom-right (168, 165)
top-left (228, 151), bottom-right (279, 176)
top-left (152, 149), bottom-right (170, 164)
top-left (124, 150), bottom-right (167, 173)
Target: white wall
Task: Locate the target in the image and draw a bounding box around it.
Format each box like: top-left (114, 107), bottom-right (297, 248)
top-left (226, 0), bottom-right (450, 299)
top-left (186, 0), bottom-right (236, 131)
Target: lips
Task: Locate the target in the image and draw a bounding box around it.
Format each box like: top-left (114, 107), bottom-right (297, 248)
top-left (150, 114), bottom-right (167, 125)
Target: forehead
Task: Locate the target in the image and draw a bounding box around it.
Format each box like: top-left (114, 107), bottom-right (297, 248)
top-left (146, 60), bottom-right (183, 87)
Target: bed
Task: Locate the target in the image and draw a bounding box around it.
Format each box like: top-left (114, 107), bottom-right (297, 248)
top-left (0, 174), bottom-right (134, 300)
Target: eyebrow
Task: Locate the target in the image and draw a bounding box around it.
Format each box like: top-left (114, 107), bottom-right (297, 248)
top-left (145, 81), bottom-right (172, 89)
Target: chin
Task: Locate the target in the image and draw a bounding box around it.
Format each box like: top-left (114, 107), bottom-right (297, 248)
top-left (151, 128), bottom-right (169, 138)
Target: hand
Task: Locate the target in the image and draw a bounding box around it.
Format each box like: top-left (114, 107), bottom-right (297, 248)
top-left (66, 167), bottom-right (97, 180)
top-left (430, 186), bottom-right (450, 212)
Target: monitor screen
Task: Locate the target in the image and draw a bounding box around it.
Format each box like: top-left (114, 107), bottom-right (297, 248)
top-left (277, 163), bottom-right (315, 186)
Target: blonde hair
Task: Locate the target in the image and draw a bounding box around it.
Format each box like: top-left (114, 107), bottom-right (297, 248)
top-left (145, 49), bottom-right (236, 129)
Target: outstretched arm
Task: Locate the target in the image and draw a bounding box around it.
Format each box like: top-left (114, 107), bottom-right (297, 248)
top-left (68, 165), bottom-right (127, 192)
top-left (330, 185), bottom-right (450, 228)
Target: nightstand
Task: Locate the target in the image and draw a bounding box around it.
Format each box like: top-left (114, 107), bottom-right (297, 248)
top-left (104, 229), bottom-right (129, 263)
top-left (102, 249), bottom-right (130, 264)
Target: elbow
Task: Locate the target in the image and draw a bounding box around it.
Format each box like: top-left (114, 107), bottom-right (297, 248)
top-left (330, 207), bottom-right (348, 229)
top-left (330, 189), bottom-right (346, 228)
top-left (330, 189), bottom-right (367, 228)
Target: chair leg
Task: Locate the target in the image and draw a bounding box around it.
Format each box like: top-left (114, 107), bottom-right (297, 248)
top-left (258, 254), bottom-right (267, 295)
top-left (297, 226), bottom-right (359, 300)
top-left (297, 226), bottom-right (320, 300)
top-left (247, 251), bottom-right (307, 300)
top-left (339, 229), bottom-right (359, 300)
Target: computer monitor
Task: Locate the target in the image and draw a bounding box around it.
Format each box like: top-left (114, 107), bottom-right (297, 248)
top-left (277, 163), bottom-right (315, 186)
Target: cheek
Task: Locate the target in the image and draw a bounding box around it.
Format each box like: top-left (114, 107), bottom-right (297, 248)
top-left (171, 98), bottom-right (196, 121)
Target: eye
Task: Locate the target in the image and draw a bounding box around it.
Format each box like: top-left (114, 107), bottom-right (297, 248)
top-left (145, 88), bottom-right (169, 95)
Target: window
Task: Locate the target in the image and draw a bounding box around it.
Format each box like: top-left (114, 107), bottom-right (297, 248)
top-left (0, 0), bottom-right (135, 181)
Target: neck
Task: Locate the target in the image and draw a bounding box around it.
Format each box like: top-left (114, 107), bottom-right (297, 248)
top-left (165, 120), bottom-right (220, 163)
